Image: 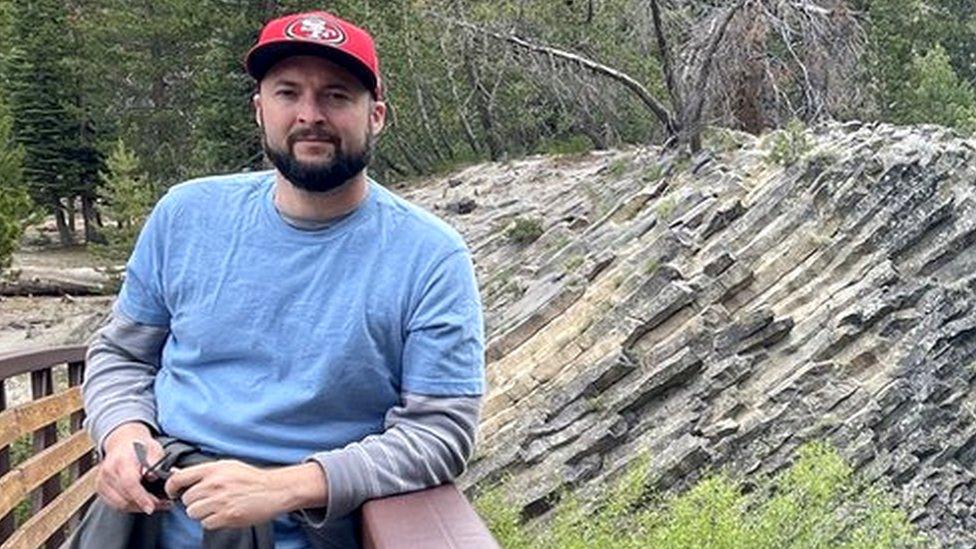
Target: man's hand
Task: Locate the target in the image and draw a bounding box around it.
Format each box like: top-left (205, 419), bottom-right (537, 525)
top-left (165, 461), bottom-right (328, 530)
top-left (97, 422), bottom-right (169, 515)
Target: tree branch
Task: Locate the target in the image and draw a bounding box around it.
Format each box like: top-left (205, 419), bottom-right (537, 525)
top-left (688, 0), bottom-right (749, 126)
top-left (446, 17), bottom-right (678, 137)
top-left (650, 0), bottom-right (681, 115)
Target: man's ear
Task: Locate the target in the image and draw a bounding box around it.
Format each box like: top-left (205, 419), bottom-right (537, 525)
top-left (370, 100), bottom-right (387, 135)
top-left (253, 93), bottom-right (262, 127)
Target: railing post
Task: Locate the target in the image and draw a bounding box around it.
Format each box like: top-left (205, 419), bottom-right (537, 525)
top-left (67, 360), bottom-right (92, 533)
top-left (31, 367), bottom-right (65, 548)
top-left (0, 378), bottom-right (12, 545)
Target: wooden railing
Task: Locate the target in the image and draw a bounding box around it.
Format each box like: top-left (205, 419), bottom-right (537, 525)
top-left (0, 346), bottom-right (94, 549)
top-left (0, 346), bottom-right (498, 549)
top-left (362, 484), bottom-right (499, 548)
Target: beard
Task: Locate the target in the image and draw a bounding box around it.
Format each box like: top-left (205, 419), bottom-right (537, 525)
top-left (262, 124), bottom-right (374, 193)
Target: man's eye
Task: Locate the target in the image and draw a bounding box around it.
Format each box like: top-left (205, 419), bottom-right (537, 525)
top-left (276, 89), bottom-right (296, 98)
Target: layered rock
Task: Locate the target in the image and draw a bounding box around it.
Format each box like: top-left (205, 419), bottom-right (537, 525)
top-left (403, 122), bottom-right (976, 546)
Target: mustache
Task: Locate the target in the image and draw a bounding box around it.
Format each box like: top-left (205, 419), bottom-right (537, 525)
top-left (287, 129), bottom-right (339, 146)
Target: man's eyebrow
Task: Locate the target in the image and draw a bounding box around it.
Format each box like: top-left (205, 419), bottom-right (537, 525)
top-left (271, 79), bottom-right (300, 88)
top-left (269, 80), bottom-right (355, 91)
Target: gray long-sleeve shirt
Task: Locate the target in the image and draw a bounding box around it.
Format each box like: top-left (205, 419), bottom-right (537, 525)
top-left (83, 307), bottom-right (482, 528)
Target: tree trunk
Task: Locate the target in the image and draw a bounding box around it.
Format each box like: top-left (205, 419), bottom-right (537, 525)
top-left (66, 196), bottom-right (76, 233)
top-left (464, 50), bottom-right (502, 161)
top-left (403, 40), bottom-right (449, 165)
top-left (81, 194), bottom-right (104, 244)
top-left (53, 198), bottom-right (73, 246)
top-left (441, 37), bottom-right (481, 157)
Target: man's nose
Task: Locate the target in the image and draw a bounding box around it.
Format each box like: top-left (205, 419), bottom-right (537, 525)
top-left (295, 96), bottom-right (327, 125)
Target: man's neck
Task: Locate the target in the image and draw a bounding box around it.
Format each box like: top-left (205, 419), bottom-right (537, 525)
top-left (273, 172), bottom-right (369, 222)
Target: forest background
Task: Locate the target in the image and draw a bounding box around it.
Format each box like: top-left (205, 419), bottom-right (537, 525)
top-left (0, 0), bottom-right (975, 265)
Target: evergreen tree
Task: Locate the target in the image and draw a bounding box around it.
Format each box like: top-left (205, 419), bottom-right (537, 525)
top-left (0, 89), bottom-right (31, 271)
top-left (78, 0), bottom-right (221, 186)
top-left (865, 0), bottom-right (976, 129)
top-left (92, 138), bottom-right (156, 261)
top-left (189, 3), bottom-right (267, 178)
top-left (902, 46), bottom-right (976, 131)
top-left (5, 0), bottom-right (99, 245)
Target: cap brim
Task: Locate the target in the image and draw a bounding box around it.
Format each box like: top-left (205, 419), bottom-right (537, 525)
top-left (246, 41), bottom-right (377, 97)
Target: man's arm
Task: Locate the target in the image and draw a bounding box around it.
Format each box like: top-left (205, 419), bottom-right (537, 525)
top-left (303, 391), bottom-right (481, 522)
top-left (83, 307), bottom-right (170, 513)
top-left (83, 306), bottom-right (166, 451)
top-left (164, 393), bottom-right (480, 529)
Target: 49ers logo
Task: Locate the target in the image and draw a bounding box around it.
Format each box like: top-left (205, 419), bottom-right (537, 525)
top-left (285, 16), bottom-right (346, 45)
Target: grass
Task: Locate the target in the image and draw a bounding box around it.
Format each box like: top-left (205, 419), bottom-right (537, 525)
top-left (643, 258), bottom-right (660, 276)
top-left (655, 197), bottom-right (677, 222)
top-left (642, 164), bottom-right (664, 183)
top-left (767, 118), bottom-right (812, 167)
top-left (607, 158), bottom-right (629, 178)
top-left (563, 255), bottom-right (585, 272)
top-left (507, 217), bottom-right (545, 245)
top-left (538, 135), bottom-right (593, 156)
top-left (475, 442), bottom-right (923, 549)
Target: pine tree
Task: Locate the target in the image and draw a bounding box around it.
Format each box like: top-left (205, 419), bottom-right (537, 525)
top-left (0, 89), bottom-right (31, 271)
top-left (92, 139), bottom-right (156, 261)
top-left (902, 46), bottom-right (976, 131)
top-left (5, 0), bottom-right (99, 245)
top-left (189, 3), bottom-right (266, 178)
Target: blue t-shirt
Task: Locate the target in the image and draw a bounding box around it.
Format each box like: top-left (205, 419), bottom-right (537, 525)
top-left (117, 171), bottom-right (485, 547)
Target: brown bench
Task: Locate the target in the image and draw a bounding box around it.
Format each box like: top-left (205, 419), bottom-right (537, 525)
top-left (0, 346), bottom-right (497, 549)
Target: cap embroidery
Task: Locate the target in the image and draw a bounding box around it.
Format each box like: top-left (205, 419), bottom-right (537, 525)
top-left (285, 16), bottom-right (346, 45)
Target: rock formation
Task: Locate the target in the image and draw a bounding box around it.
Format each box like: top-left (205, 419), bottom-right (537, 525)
top-left (402, 122), bottom-right (976, 546)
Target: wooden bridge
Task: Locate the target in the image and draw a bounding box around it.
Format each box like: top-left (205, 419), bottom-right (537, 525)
top-left (0, 346), bottom-right (497, 549)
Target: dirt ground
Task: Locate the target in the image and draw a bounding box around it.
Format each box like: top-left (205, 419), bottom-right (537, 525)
top-left (1, 219), bottom-right (116, 404)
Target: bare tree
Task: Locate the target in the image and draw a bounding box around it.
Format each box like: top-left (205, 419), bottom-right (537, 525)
top-left (445, 0), bottom-right (745, 152)
top-left (441, 0), bottom-right (865, 153)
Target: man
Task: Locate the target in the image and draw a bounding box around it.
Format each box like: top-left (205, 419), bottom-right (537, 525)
top-left (81, 10), bottom-right (484, 549)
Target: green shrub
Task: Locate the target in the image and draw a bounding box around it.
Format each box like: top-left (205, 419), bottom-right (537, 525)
top-left (607, 158), bottom-right (629, 178)
top-left (507, 217), bottom-right (544, 245)
top-left (92, 138), bottom-right (158, 262)
top-left (476, 442), bottom-right (923, 548)
top-left (767, 119), bottom-right (812, 167)
top-left (0, 185), bottom-right (31, 271)
top-left (0, 92), bottom-right (30, 272)
top-left (702, 127), bottom-right (751, 153)
top-left (654, 197), bottom-right (677, 222)
top-left (898, 45), bottom-right (976, 132)
top-left (538, 135), bottom-right (593, 156)
top-left (563, 255), bottom-right (585, 272)
top-left (642, 164), bottom-right (664, 183)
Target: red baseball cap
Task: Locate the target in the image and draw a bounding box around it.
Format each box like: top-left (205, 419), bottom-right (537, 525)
top-left (245, 11), bottom-right (382, 99)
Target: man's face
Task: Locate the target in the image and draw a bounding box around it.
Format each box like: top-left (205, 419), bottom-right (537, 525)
top-left (254, 55), bottom-right (386, 193)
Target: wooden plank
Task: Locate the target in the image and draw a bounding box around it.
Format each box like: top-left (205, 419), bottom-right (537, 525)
top-left (66, 362), bottom-right (92, 486)
top-left (0, 388), bottom-right (84, 449)
top-left (0, 472), bottom-right (26, 526)
top-left (0, 466), bottom-right (97, 549)
top-left (0, 431), bottom-right (93, 519)
top-left (361, 484), bottom-right (499, 549)
top-left (0, 347), bottom-right (86, 381)
top-left (30, 368), bottom-right (62, 544)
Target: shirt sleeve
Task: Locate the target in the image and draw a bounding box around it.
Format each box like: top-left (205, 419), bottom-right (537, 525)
top-left (400, 249), bottom-right (485, 396)
top-left (115, 197), bottom-right (172, 326)
top-left (82, 306), bottom-right (168, 456)
top-left (299, 392), bottom-right (481, 523)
